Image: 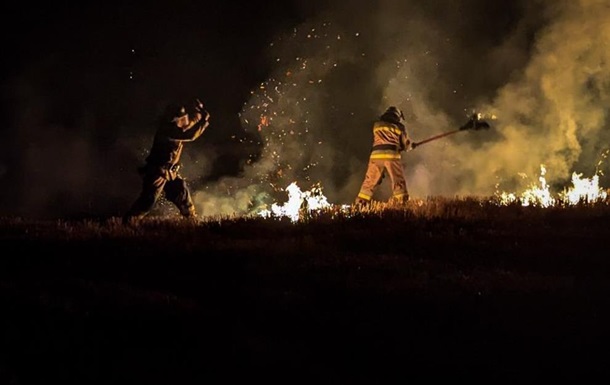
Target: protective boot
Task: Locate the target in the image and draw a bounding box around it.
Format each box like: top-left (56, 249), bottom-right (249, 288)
top-left (390, 194), bottom-right (409, 206)
top-left (181, 204), bottom-right (199, 222)
top-left (122, 213), bottom-right (145, 225)
top-left (353, 197), bottom-right (371, 209)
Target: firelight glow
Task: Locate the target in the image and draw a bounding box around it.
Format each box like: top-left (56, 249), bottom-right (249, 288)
top-left (192, 1), bottom-right (610, 220)
top-left (258, 182), bottom-right (349, 222)
top-left (496, 164), bottom-right (608, 207)
top-left (258, 164), bottom-right (608, 222)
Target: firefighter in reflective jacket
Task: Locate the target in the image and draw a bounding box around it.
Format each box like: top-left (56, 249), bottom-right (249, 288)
top-left (355, 106), bottom-right (412, 205)
top-left (123, 98), bottom-right (210, 223)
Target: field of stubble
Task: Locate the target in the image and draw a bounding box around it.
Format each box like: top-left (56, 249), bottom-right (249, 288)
top-left (1, 197), bottom-right (610, 384)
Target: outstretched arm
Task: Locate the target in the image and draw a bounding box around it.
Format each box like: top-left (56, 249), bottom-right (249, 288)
top-left (166, 117), bottom-right (209, 142)
top-left (167, 99), bottom-right (210, 142)
top-left (400, 129), bottom-right (413, 152)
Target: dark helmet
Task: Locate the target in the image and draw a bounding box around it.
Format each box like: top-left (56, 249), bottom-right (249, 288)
top-left (380, 106), bottom-right (404, 124)
top-left (163, 103), bottom-right (188, 122)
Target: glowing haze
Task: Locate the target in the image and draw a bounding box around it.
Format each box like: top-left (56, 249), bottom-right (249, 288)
top-left (3, 1), bottom-right (608, 220)
top-left (195, 0), bottom-right (610, 217)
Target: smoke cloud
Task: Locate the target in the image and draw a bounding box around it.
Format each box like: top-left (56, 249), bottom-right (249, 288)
top-left (194, 0), bottom-right (610, 217)
top-left (2, 0), bottom-right (609, 219)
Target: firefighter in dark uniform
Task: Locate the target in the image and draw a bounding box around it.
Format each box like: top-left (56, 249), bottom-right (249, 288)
top-left (123, 98), bottom-right (210, 223)
top-left (355, 106), bottom-right (412, 205)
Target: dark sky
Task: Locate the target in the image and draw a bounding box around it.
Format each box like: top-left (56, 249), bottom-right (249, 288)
top-left (1, 1), bottom-right (307, 138)
top-left (0, 1), bottom-right (311, 218)
top-left (1, 0), bottom-right (608, 219)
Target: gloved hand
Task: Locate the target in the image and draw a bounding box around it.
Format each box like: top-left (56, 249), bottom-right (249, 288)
top-left (402, 140), bottom-right (417, 151)
top-left (194, 98), bottom-right (210, 120)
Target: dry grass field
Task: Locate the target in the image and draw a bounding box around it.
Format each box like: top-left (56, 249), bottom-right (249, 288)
top-left (1, 197), bottom-right (610, 384)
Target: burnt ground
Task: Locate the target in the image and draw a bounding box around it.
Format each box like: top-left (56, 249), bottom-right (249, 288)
top-left (1, 206), bottom-right (610, 384)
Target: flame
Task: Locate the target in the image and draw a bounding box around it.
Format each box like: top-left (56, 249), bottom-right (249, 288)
top-left (258, 182), bottom-right (345, 222)
top-left (559, 172), bottom-right (607, 205)
top-left (253, 166), bottom-right (608, 223)
top-left (496, 164), bottom-right (608, 207)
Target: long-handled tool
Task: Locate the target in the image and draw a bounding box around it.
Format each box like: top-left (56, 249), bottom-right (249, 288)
top-left (411, 113), bottom-right (491, 149)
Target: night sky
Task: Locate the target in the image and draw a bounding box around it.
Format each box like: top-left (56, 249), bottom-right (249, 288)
top-left (1, 0), bottom-right (609, 219)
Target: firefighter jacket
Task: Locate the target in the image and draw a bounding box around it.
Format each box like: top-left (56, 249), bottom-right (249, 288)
top-left (144, 111), bottom-right (209, 169)
top-left (369, 119), bottom-right (411, 160)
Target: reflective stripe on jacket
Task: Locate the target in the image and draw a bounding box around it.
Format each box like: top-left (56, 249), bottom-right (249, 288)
top-left (369, 120), bottom-right (410, 160)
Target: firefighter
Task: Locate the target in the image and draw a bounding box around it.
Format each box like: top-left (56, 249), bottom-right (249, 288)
top-left (354, 106), bottom-right (413, 206)
top-left (123, 98), bottom-right (210, 224)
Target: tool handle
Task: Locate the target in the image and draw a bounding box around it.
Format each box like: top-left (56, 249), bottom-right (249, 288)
top-left (412, 129), bottom-right (461, 148)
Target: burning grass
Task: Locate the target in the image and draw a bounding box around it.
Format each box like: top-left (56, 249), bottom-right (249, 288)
top-left (2, 194), bottom-right (610, 240)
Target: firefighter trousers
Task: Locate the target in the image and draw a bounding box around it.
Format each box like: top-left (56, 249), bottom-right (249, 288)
top-left (356, 158), bottom-right (409, 203)
top-left (124, 167), bottom-right (197, 222)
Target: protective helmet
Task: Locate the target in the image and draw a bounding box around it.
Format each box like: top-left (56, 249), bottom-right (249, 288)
top-left (380, 106), bottom-right (404, 123)
top-left (164, 103), bottom-right (188, 122)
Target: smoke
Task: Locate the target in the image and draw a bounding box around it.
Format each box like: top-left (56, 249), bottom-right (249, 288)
top-left (0, 67), bottom-right (147, 219)
top-left (3, 0), bottom-right (609, 219)
top-left (193, 0), bottom-right (609, 216)
top-left (474, 0), bottom-right (610, 194)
